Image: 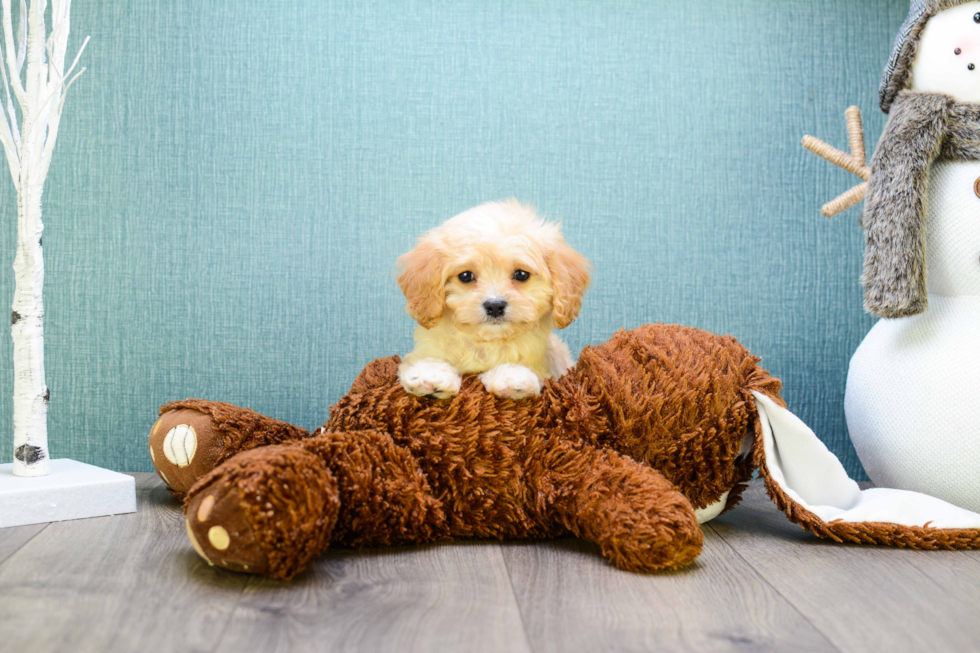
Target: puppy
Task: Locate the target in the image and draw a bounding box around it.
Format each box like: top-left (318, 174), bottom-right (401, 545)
top-left (396, 200), bottom-right (590, 400)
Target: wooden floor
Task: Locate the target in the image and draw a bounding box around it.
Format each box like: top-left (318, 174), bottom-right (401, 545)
top-left (0, 474), bottom-right (977, 653)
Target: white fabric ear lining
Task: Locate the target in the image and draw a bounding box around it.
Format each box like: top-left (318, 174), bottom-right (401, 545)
top-left (752, 392), bottom-right (980, 530)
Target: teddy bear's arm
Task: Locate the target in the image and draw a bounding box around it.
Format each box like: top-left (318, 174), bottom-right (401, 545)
top-left (524, 439), bottom-right (703, 572)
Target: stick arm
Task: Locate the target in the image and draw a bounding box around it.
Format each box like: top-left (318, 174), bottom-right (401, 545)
top-left (803, 106), bottom-right (871, 218)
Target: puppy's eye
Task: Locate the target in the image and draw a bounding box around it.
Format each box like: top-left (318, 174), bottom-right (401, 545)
top-left (458, 271), bottom-right (475, 283)
top-left (513, 270), bottom-right (531, 282)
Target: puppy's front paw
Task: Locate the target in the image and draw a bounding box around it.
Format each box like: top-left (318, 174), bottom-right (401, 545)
top-left (479, 364), bottom-right (542, 400)
top-left (399, 359), bottom-right (462, 399)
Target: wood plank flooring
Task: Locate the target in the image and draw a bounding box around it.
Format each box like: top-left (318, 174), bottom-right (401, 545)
top-left (0, 474), bottom-right (976, 653)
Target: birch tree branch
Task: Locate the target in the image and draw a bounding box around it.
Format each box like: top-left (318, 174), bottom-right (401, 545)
top-left (49, 33), bottom-right (87, 85)
top-left (0, 39), bottom-right (20, 150)
top-left (24, 0), bottom-right (47, 108)
top-left (16, 0), bottom-right (25, 74)
top-left (39, 65), bottom-right (84, 179)
top-left (0, 38), bottom-right (19, 181)
top-left (37, 2), bottom-right (84, 179)
top-left (0, 111), bottom-right (19, 183)
top-left (46, 0), bottom-right (68, 81)
top-left (1, 0), bottom-right (26, 105)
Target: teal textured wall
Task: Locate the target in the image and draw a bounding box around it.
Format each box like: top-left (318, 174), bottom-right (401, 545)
top-left (0, 1), bottom-right (905, 474)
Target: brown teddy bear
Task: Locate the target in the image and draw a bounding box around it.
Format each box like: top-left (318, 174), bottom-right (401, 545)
top-left (149, 324), bottom-right (980, 581)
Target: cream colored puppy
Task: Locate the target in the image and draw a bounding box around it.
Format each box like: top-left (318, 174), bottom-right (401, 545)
top-left (396, 200), bottom-right (591, 400)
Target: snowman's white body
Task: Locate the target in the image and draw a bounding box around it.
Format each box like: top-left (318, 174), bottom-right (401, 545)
top-left (846, 160), bottom-right (980, 513)
top-left (843, 3), bottom-right (980, 513)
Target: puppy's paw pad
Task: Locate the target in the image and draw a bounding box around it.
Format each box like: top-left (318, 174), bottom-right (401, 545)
top-left (399, 360), bottom-right (462, 399)
top-left (480, 365), bottom-right (542, 400)
top-left (494, 385), bottom-right (539, 400)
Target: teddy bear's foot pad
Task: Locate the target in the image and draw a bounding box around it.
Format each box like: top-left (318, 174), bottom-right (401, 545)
top-left (185, 476), bottom-right (271, 575)
top-left (183, 445), bottom-right (341, 580)
top-left (149, 408), bottom-right (224, 496)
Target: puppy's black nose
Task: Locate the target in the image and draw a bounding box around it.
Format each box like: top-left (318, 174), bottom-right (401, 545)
top-left (483, 299), bottom-right (507, 318)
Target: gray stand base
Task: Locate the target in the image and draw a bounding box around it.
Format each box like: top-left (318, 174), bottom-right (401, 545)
top-left (0, 459), bottom-right (137, 528)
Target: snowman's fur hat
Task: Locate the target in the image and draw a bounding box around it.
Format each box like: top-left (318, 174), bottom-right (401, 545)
top-left (880, 0), bottom-right (972, 113)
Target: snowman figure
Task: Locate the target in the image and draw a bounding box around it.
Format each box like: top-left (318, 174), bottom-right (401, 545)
top-left (807, 0), bottom-right (980, 513)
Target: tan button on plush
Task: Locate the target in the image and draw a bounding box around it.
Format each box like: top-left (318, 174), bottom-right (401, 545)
top-left (196, 495), bottom-right (215, 522)
top-left (208, 526), bottom-right (230, 550)
top-left (974, 176), bottom-right (980, 198)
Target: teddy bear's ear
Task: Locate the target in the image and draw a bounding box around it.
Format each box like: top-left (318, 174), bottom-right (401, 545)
top-left (396, 239), bottom-right (446, 329)
top-left (548, 237), bottom-right (591, 329)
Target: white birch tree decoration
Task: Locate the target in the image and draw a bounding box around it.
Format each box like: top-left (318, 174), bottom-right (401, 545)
top-left (0, 1), bottom-right (133, 528)
top-left (0, 0), bottom-right (88, 477)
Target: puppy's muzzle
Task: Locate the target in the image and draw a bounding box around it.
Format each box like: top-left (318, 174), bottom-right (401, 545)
top-left (483, 299), bottom-right (507, 319)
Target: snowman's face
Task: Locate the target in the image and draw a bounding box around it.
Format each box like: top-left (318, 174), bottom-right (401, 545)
top-left (911, 1), bottom-right (980, 103)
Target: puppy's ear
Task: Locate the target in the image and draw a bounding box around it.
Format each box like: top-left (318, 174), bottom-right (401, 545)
top-left (549, 238), bottom-right (591, 329)
top-left (397, 239), bottom-right (446, 329)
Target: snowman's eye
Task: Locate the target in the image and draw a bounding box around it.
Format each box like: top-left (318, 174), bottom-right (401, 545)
top-left (974, 12), bottom-right (980, 22)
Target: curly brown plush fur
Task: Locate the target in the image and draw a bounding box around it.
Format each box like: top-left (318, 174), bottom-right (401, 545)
top-left (156, 324), bottom-right (773, 580)
top-left (150, 400), bottom-right (311, 502)
top-left (152, 323), bottom-right (980, 580)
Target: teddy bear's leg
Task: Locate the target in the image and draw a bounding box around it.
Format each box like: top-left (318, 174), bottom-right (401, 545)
top-left (527, 440), bottom-right (703, 572)
top-left (148, 399), bottom-right (311, 498)
top-left (184, 429), bottom-right (447, 580)
top-left (298, 429), bottom-right (448, 548)
top-left (184, 444), bottom-right (338, 580)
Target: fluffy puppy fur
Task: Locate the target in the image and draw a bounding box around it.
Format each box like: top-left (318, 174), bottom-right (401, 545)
top-left (396, 200), bottom-right (591, 400)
